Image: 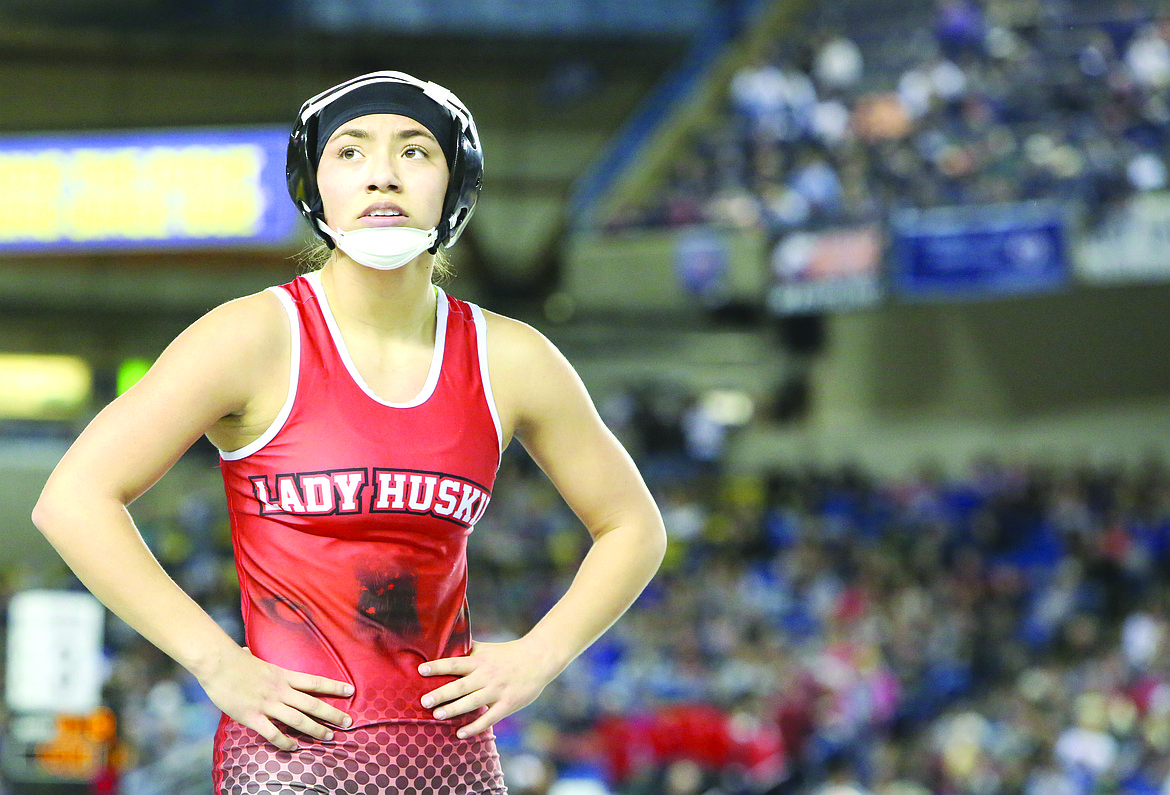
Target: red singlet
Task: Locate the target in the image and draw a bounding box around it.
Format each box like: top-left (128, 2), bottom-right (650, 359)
top-left (213, 272), bottom-right (506, 794)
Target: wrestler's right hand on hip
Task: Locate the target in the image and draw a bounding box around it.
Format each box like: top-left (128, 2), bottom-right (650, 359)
top-left (198, 645), bottom-right (354, 751)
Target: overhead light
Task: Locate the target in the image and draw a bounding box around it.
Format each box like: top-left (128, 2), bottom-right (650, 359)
top-left (0, 354), bottom-right (91, 420)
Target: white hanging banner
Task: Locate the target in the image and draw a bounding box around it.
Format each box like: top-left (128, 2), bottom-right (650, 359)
top-left (1076, 191), bottom-right (1170, 284)
top-left (5, 590), bottom-right (105, 713)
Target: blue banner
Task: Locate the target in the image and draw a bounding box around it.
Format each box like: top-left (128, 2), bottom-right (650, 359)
top-left (891, 202), bottom-right (1069, 299)
top-left (0, 126), bottom-right (301, 254)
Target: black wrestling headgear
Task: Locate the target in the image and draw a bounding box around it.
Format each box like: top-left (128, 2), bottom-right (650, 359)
top-left (286, 71), bottom-right (483, 251)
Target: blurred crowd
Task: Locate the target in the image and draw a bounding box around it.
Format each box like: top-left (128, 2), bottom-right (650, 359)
top-left (484, 430), bottom-right (1170, 795)
top-left (612, 0), bottom-right (1170, 232)
top-left (4, 404), bottom-right (1170, 795)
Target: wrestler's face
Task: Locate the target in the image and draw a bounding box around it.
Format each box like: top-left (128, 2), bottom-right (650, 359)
top-left (316, 113), bottom-right (449, 233)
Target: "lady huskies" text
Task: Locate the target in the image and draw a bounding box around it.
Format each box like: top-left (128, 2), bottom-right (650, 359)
top-left (248, 468), bottom-right (491, 527)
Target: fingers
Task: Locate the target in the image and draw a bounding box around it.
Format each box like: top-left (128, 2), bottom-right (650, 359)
top-left (428, 691), bottom-right (489, 722)
top-left (250, 666), bottom-right (354, 748)
top-left (457, 704), bottom-right (507, 739)
top-left (268, 702), bottom-right (336, 744)
top-left (252, 715), bottom-right (298, 752)
top-left (420, 673), bottom-right (477, 711)
top-left (418, 667), bottom-right (499, 724)
top-left (286, 670), bottom-right (356, 698)
top-left (417, 647), bottom-right (531, 734)
top-left (418, 656), bottom-right (479, 707)
top-left (418, 657), bottom-right (476, 678)
top-left (201, 649), bottom-right (358, 752)
top-left (283, 690), bottom-right (353, 733)
top-left (281, 669), bottom-right (353, 727)
top-left (249, 692), bottom-right (350, 750)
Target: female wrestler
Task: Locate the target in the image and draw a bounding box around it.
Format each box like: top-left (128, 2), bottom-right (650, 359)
top-left (33, 71), bottom-right (666, 793)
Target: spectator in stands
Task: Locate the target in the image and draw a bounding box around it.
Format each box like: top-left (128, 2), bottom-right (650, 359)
top-left (730, 55), bottom-right (818, 147)
top-left (1125, 21), bottom-right (1170, 91)
top-left (933, 0), bottom-right (987, 60)
top-left (813, 32), bottom-right (864, 95)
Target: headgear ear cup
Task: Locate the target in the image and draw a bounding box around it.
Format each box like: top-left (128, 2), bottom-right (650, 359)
top-left (286, 71), bottom-right (483, 251)
top-left (437, 121), bottom-right (484, 250)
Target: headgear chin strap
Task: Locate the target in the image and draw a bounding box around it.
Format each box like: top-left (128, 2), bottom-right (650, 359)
top-left (286, 71), bottom-right (483, 252)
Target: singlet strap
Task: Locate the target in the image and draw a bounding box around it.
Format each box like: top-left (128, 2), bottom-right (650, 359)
top-left (218, 286), bottom-right (301, 461)
top-left (469, 304), bottom-right (503, 458)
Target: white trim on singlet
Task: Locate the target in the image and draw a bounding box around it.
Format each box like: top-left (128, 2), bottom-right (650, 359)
top-left (218, 287), bottom-right (301, 461)
top-left (470, 304), bottom-right (504, 458)
top-left (304, 270), bottom-right (448, 408)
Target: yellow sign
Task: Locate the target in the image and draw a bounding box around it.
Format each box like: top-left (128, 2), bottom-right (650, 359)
top-left (0, 127), bottom-right (298, 251)
top-left (0, 145), bottom-right (262, 242)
